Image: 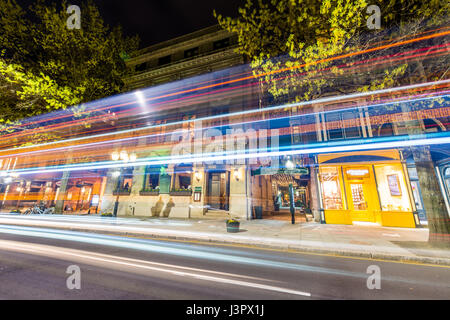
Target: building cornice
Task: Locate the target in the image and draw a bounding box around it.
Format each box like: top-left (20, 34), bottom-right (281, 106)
top-left (125, 47), bottom-right (244, 84)
top-left (128, 29), bottom-right (235, 66)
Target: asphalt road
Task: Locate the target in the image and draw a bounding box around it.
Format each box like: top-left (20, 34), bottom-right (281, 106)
top-left (0, 225), bottom-right (449, 300)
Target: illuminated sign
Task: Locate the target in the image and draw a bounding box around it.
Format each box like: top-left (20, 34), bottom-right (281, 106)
top-left (346, 169), bottom-right (369, 176)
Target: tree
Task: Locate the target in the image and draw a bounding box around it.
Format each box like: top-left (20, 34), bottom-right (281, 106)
top-left (0, 0), bottom-right (139, 121)
top-left (215, 0), bottom-right (450, 244)
top-left (0, 57), bottom-right (83, 123)
top-left (214, 0), bottom-right (449, 102)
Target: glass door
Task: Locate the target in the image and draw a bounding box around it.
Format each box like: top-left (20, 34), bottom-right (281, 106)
top-left (344, 166), bottom-right (378, 222)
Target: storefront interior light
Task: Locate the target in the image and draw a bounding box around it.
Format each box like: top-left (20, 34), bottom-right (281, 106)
top-left (286, 159), bottom-right (295, 170)
top-left (129, 153), bottom-right (137, 162)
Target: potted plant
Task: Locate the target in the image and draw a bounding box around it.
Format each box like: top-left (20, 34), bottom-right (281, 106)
top-left (140, 187), bottom-right (160, 196)
top-left (169, 188), bottom-right (192, 196)
top-left (226, 218), bottom-right (240, 233)
top-left (101, 211), bottom-right (113, 217)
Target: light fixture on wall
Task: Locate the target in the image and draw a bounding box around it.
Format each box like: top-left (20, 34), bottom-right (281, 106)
top-left (285, 158), bottom-right (295, 170)
top-left (111, 151), bottom-right (120, 161)
top-left (112, 170), bottom-right (121, 178)
top-left (234, 169), bottom-right (241, 181)
top-left (194, 171), bottom-right (202, 182)
top-left (120, 150), bottom-right (129, 162)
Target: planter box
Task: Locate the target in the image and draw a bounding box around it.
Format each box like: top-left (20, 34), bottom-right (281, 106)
top-left (226, 221), bottom-right (240, 233)
top-left (113, 191), bottom-right (131, 196)
top-left (139, 191), bottom-right (160, 196)
top-left (169, 191), bottom-right (192, 196)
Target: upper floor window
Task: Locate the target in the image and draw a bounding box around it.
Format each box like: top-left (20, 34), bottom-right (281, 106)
top-left (325, 110), bottom-right (361, 140)
top-left (135, 62), bottom-right (147, 72)
top-left (213, 38), bottom-right (230, 50)
top-left (184, 47), bottom-right (199, 59)
top-left (158, 55), bottom-right (171, 66)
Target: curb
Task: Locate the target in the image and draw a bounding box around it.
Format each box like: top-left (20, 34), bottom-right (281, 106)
top-left (2, 221), bottom-right (450, 266)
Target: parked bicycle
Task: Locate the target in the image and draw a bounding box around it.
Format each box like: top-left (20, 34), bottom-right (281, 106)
top-left (22, 203), bottom-right (55, 215)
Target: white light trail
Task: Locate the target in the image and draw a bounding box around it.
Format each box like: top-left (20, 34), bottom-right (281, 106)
top-left (4, 133), bottom-right (450, 176)
top-left (0, 79), bottom-right (448, 155)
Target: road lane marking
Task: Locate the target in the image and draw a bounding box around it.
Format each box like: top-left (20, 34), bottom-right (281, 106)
top-left (1, 222), bottom-right (449, 270)
top-left (0, 239), bottom-right (311, 297)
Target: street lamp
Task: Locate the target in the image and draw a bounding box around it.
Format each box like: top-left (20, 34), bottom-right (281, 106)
top-left (285, 157), bottom-right (296, 224)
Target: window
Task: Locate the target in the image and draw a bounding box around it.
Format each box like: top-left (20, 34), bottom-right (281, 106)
top-left (184, 47), bottom-right (199, 59)
top-left (135, 62), bottom-right (147, 72)
top-left (374, 164), bottom-right (411, 212)
top-left (325, 111), bottom-right (361, 140)
top-left (158, 55), bottom-right (171, 66)
top-left (116, 168), bottom-right (133, 193)
top-left (213, 38), bottom-right (230, 50)
top-left (291, 115), bottom-right (317, 145)
top-left (174, 165), bottom-right (192, 190)
top-left (143, 166), bottom-right (160, 190)
top-left (320, 167), bottom-right (343, 210)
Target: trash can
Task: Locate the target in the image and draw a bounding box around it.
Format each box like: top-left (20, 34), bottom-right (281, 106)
top-left (254, 206), bottom-right (263, 219)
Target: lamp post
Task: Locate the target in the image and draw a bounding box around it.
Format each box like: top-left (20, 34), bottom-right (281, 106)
top-left (111, 151), bottom-right (137, 217)
top-left (285, 157), bottom-right (296, 224)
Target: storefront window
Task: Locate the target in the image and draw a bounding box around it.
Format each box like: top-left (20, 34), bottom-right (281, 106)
top-left (320, 167), bottom-right (344, 210)
top-left (374, 164), bottom-right (411, 212)
top-left (117, 168), bottom-right (133, 192)
top-left (143, 166), bottom-right (160, 190)
top-left (410, 181), bottom-right (423, 210)
top-left (174, 165), bottom-right (192, 190)
top-left (445, 167), bottom-right (450, 201)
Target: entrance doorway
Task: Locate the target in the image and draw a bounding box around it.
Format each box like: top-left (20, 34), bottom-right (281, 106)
top-left (343, 166), bottom-right (379, 222)
top-left (207, 171), bottom-right (229, 211)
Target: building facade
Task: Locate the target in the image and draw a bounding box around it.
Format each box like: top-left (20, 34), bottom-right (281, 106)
top-left (0, 26), bottom-right (449, 231)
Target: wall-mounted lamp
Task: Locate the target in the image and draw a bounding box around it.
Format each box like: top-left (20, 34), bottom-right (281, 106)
top-left (285, 159), bottom-right (295, 170)
top-left (194, 171), bottom-right (202, 182)
top-left (120, 150), bottom-right (129, 162)
top-left (112, 171), bottom-right (121, 178)
top-left (233, 169), bottom-right (241, 181)
top-left (111, 151), bottom-right (120, 161)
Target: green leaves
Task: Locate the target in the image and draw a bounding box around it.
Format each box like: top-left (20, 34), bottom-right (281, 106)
top-left (0, 0), bottom-right (139, 123)
top-left (0, 58), bottom-right (84, 122)
top-left (215, 0), bottom-right (449, 105)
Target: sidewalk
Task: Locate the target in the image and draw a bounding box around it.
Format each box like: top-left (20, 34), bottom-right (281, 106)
top-left (0, 213), bottom-right (449, 266)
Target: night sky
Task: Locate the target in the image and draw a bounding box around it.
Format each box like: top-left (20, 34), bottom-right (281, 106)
top-left (17, 0), bottom-right (246, 48)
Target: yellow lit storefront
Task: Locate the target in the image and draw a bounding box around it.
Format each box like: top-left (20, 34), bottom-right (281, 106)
top-left (318, 149), bottom-right (417, 228)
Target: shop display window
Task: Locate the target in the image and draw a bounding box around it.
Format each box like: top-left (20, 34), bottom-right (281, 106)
top-left (320, 167), bottom-right (344, 210)
top-left (374, 164), bottom-right (411, 212)
top-left (445, 167), bottom-right (450, 201)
